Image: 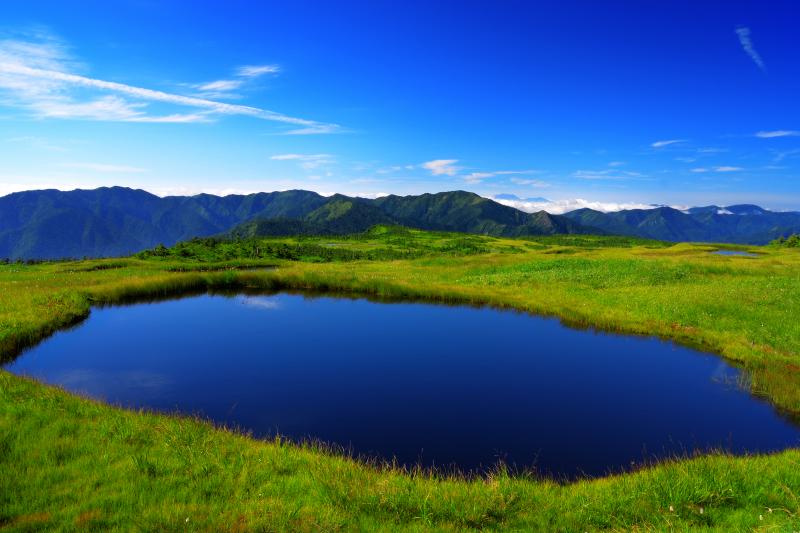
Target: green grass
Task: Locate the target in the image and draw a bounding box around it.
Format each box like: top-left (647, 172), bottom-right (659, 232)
top-left (2, 228), bottom-right (800, 530)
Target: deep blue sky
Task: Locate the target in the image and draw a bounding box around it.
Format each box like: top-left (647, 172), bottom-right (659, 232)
top-left (0, 1), bottom-right (798, 211)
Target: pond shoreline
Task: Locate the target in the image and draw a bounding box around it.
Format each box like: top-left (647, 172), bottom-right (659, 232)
top-left (10, 290), bottom-right (798, 479)
top-left (2, 241), bottom-right (800, 530)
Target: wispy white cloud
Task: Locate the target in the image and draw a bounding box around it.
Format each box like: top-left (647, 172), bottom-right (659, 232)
top-left (755, 130), bottom-right (799, 138)
top-left (2, 61), bottom-right (332, 127)
top-left (130, 112), bottom-right (211, 123)
top-left (510, 177), bottom-right (550, 187)
top-left (462, 169), bottom-right (540, 184)
top-left (691, 166), bottom-right (743, 173)
top-left (735, 26), bottom-right (766, 71)
top-left (192, 79), bottom-right (243, 98)
top-left (573, 169), bottom-right (647, 180)
top-left (196, 79), bottom-right (243, 92)
top-left (192, 64), bottom-right (279, 99)
top-left (6, 135), bottom-right (67, 151)
top-left (375, 165), bottom-right (404, 175)
top-left (0, 34), bottom-right (337, 132)
top-left (771, 148), bottom-right (800, 162)
top-left (22, 94), bottom-right (210, 123)
top-left (284, 124), bottom-right (341, 135)
top-left (237, 65), bottom-right (280, 78)
top-left (422, 159), bottom-right (460, 176)
top-left (61, 162), bottom-right (147, 173)
top-left (463, 173), bottom-right (490, 184)
top-left (270, 153), bottom-right (330, 161)
top-left (651, 139), bottom-right (686, 148)
top-left (271, 153), bottom-right (334, 170)
top-left (608, 161), bottom-right (625, 167)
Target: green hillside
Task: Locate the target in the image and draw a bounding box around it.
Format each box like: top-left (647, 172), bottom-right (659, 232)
top-left (236, 191), bottom-right (594, 238)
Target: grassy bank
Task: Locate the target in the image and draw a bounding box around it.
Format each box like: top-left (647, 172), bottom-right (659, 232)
top-left (3, 372), bottom-right (800, 531)
top-left (2, 228), bottom-right (800, 529)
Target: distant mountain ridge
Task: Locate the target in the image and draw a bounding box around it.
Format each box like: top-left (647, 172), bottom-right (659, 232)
top-left (0, 187), bottom-right (592, 259)
top-left (1, 187), bottom-right (798, 259)
top-left (231, 191), bottom-right (589, 239)
top-left (0, 187), bottom-right (332, 259)
top-left (562, 205), bottom-right (800, 244)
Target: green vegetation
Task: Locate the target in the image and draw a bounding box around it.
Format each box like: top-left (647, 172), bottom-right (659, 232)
top-left (136, 226), bottom-right (530, 263)
top-left (136, 226), bottom-right (671, 264)
top-left (772, 234), bottom-right (800, 248)
top-left (2, 228), bottom-right (800, 530)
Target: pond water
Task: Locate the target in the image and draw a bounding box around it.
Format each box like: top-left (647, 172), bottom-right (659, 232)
top-left (6, 293), bottom-right (799, 478)
top-left (712, 250), bottom-right (759, 257)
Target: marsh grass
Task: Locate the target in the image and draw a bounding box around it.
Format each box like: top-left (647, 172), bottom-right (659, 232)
top-left (2, 229), bottom-right (800, 529)
top-left (3, 372), bottom-right (800, 531)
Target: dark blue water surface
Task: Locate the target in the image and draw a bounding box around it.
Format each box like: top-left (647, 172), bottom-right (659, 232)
top-left (6, 293), bottom-right (799, 477)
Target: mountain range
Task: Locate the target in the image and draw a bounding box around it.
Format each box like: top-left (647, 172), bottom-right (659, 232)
top-left (0, 187), bottom-right (798, 259)
top-left (563, 204), bottom-right (800, 245)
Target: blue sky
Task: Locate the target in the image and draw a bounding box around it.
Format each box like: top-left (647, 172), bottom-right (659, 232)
top-left (0, 1), bottom-right (798, 212)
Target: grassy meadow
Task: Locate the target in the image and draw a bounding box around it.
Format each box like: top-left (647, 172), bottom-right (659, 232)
top-left (2, 226), bottom-right (800, 530)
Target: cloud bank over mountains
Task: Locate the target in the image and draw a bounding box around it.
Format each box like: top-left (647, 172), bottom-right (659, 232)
top-left (491, 195), bottom-right (660, 214)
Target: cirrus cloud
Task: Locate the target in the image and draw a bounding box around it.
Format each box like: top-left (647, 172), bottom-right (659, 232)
top-left (463, 169), bottom-right (542, 184)
top-left (735, 26), bottom-right (766, 71)
top-left (0, 33), bottom-right (338, 133)
top-left (755, 130), bottom-right (799, 138)
top-left (422, 159), bottom-right (460, 176)
top-left (651, 139), bottom-right (686, 148)
top-left (691, 166), bottom-right (743, 173)
top-left (237, 65), bottom-right (280, 78)
top-left (270, 153), bottom-right (334, 170)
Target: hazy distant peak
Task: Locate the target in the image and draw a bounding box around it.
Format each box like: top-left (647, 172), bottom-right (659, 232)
top-left (494, 193), bottom-right (550, 203)
top-left (725, 204), bottom-right (769, 216)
